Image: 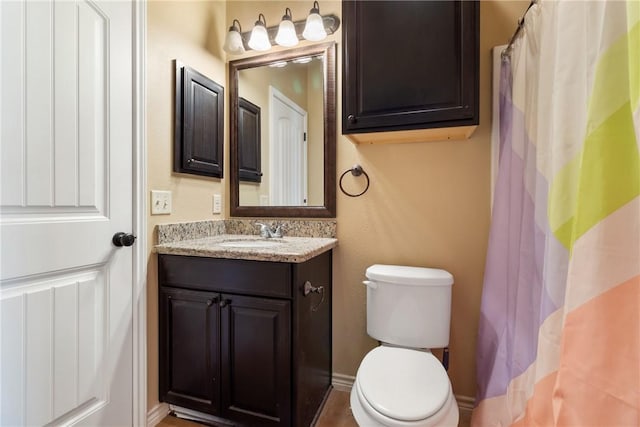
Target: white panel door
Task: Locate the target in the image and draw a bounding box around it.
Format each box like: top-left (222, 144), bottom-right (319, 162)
top-left (269, 86), bottom-right (308, 206)
top-left (0, 1), bottom-right (134, 426)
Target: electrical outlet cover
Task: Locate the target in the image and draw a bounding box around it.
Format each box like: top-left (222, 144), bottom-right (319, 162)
top-left (213, 194), bottom-right (222, 214)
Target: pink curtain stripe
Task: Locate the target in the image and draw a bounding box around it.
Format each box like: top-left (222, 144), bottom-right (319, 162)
top-left (512, 275), bottom-right (640, 427)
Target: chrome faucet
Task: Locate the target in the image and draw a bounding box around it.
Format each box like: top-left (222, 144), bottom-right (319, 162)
top-left (255, 223), bottom-right (284, 238)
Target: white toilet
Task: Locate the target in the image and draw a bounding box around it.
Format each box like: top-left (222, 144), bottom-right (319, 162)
top-left (350, 264), bottom-right (459, 427)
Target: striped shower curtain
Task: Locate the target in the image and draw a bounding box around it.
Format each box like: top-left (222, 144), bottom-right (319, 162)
top-left (473, 1), bottom-right (639, 426)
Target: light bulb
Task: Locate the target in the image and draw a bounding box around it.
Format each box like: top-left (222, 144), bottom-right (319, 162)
top-left (302, 1), bottom-right (327, 42)
top-left (275, 9), bottom-right (299, 47)
top-left (248, 14), bottom-right (271, 51)
top-left (223, 20), bottom-right (245, 54)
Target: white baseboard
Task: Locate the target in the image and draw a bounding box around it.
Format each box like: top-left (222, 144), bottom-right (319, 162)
top-left (331, 372), bottom-right (356, 391)
top-left (456, 395), bottom-right (475, 420)
top-left (147, 403), bottom-right (170, 427)
top-left (331, 373), bottom-right (475, 419)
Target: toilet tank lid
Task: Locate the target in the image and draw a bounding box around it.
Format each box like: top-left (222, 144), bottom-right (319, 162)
top-left (366, 264), bottom-right (453, 286)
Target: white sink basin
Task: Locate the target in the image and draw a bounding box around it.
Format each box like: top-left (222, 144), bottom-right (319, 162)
top-left (218, 240), bottom-right (283, 249)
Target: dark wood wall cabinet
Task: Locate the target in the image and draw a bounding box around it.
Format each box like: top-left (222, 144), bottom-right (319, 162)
top-left (238, 97), bottom-right (262, 183)
top-left (342, 1), bottom-right (479, 144)
top-left (174, 61), bottom-right (224, 177)
top-left (158, 252), bottom-right (332, 427)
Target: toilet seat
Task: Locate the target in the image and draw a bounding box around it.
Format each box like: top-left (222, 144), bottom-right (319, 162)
top-left (351, 347), bottom-right (459, 427)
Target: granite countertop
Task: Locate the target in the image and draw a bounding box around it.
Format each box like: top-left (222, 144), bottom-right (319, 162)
top-left (155, 234), bottom-right (337, 263)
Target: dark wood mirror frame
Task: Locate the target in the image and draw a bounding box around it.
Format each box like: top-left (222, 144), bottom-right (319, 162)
top-left (229, 42), bottom-right (336, 218)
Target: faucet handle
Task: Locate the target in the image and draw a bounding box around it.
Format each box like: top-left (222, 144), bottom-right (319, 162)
top-left (255, 222), bottom-right (271, 238)
top-left (272, 224), bottom-right (285, 238)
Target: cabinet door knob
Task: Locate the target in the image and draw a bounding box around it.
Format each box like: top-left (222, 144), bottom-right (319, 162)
top-left (347, 114), bottom-right (357, 123)
top-left (219, 298), bottom-right (232, 308)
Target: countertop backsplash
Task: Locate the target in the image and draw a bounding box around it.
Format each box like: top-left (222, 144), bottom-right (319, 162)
top-left (156, 219), bottom-right (337, 244)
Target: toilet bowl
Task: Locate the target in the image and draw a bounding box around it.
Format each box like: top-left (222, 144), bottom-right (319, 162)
top-left (350, 346), bottom-right (459, 427)
top-left (351, 265), bottom-right (458, 426)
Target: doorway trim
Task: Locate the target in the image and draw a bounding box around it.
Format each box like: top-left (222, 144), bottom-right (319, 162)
top-left (133, 1), bottom-right (148, 426)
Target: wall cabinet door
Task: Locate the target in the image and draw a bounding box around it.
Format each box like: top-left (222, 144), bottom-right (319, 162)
top-left (342, 0), bottom-right (479, 135)
top-left (174, 61), bottom-right (224, 178)
top-left (238, 97), bottom-right (262, 183)
top-left (220, 294), bottom-right (292, 426)
top-left (159, 288), bottom-right (221, 415)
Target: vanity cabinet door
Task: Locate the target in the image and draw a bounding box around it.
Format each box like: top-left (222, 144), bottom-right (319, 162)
top-left (342, 0), bottom-right (479, 135)
top-left (220, 294), bottom-right (292, 426)
top-left (159, 287), bottom-right (221, 415)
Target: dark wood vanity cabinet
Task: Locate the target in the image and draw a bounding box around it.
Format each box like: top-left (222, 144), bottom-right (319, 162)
top-left (158, 252), bottom-right (332, 427)
top-left (342, 1), bottom-right (479, 140)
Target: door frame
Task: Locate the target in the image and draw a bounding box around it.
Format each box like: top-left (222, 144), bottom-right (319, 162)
top-left (133, 1), bottom-right (148, 426)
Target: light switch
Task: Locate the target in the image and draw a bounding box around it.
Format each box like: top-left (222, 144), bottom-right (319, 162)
top-left (151, 190), bottom-right (172, 215)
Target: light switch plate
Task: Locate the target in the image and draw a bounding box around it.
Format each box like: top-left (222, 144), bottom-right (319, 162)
top-left (151, 190), bottom-right (172, 215)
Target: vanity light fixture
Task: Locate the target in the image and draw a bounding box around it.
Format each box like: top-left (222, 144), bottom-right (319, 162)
top-left (302, 1), bottom-right (327, 41)
top-left (223, 2), bottom-right (340, 55)
top-left (248, 14), bottom-right (271, 51)
top-left (222, 19), bottom-right (245, 55)
top-left (275, 8), bottom-right (299, 47)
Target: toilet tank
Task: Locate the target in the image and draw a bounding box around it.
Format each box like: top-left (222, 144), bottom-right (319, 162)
top-left (365, 264), bottom-right (454, 348)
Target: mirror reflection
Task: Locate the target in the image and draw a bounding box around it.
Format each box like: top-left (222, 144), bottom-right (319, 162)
top-left (229, 42), bottom-right (336, 218)
top-left (238, 55), bottom-right (324, 207)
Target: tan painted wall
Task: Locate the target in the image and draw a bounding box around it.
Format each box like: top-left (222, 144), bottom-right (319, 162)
top-left (146, 0), bottom-right (529, 413)
top-left (146, 0), bottom-right (228, 411)
top-left (332, 0), bottom-right (529, 399)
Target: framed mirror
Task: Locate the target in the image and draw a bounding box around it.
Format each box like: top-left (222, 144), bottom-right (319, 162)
top-left (229, 42), bottom-right (336, 218)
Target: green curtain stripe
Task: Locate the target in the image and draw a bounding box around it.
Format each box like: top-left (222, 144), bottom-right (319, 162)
top-left (586, 21), bottom-right (639, 134)
top-left (550, 21), bottom-right (640, 252)
top-left (553, 102), bottom-right (640, 251)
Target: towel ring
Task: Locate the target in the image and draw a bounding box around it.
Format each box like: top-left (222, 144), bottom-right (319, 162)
top-left (339, 165), bottom-right (370, 197)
